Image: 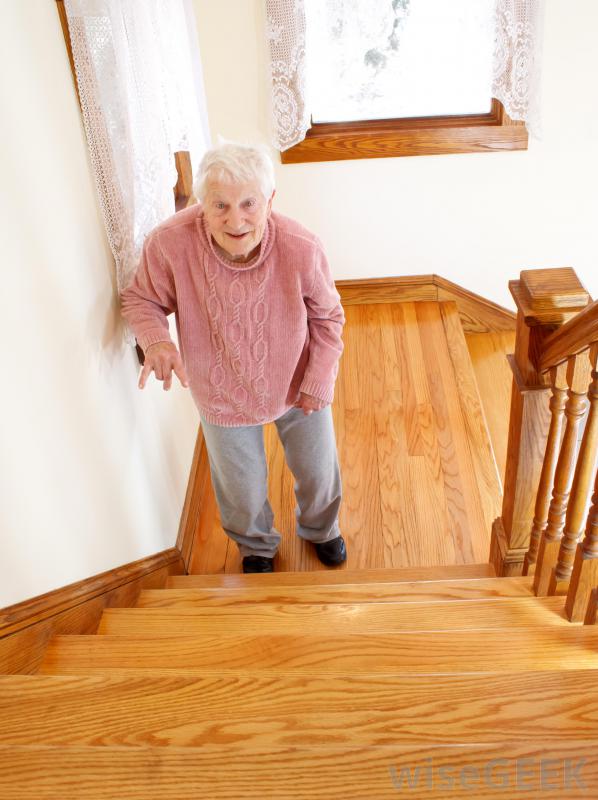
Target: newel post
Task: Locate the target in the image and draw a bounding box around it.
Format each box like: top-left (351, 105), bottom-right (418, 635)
top-left (490, 269), bottom-right (590, 576)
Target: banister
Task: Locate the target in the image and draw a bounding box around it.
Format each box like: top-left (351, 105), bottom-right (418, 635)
top-left (540, 300), bottom-right (598, 372)
top-left (490, 267), bottom-right (591, 577)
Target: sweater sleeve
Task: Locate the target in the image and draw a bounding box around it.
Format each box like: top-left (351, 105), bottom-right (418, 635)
top-left (299, 241), bottom-right (345, 404)
top-left (119, 232), bottom-right (176, 352)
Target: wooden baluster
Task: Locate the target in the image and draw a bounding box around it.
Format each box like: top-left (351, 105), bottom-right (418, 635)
top-left (565, 382), bottom-right (598, 620)
top-left (490, 268), bottom-right (589, 576)
top-left (533, 353), bottom-right (590, 595)
top-left (551, 345), bottom-right (598, 597)
top-left (523, 363), bottom-right (568, 572)
top-left (584, 586), bottom-right (598, 625)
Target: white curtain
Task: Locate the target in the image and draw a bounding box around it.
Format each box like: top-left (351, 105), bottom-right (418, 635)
top-left (492, 0), bottom-right (545, 134)
top-left (265, 0), bottom-right (310, 151)
top-left (266, 0), bottom-right (545, 151)
top-left (65, 0), bottom-right (211, 298)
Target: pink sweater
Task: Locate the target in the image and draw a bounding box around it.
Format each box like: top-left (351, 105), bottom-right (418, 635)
top-left (120, 204), bottom-right (345, 427)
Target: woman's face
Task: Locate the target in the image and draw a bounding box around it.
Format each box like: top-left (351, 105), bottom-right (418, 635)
top-left (203, 179), bottom-right (274, 262)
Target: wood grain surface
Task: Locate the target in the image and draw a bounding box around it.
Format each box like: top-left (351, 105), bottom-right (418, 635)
top-left (2, 670), bottom-right (597, 747)
top-left (465, 330), bottom-right (516, 484)
top-left (141, 575), bottom-right (533, 606)
top-left (38, 627), bottom-right (598, 676)
top-left (0, 741), bottom-right (595, 799)
top-left (191, 301), bottom-right (501, 575)
top-left (96, 596), bottom-right (570, 636)
top-left (167, 561), bottom-right (495, 588)
top-left (0, 554), bottom-right (184, 675)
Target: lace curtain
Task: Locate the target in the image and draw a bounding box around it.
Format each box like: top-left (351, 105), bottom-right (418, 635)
top-left (492, 0), bottom-right (545, 135)
top-left (65, 0), bottom-right (210, 299)
top-left (266, 0), bottom-right (545, 150)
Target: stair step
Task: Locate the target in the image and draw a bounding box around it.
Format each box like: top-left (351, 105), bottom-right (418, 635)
top-left (2, 670), bottom-right (597, 748)
top-left (166, 562), bottom-right (496, 589)
top-left (0, 741), bottom-right (595, 798)
top-left (139, 576), bottom-right (534, 607)
top-left (98, 596), bottom-right (569, 636)
top-left (39, 627), bottom-right (598, 676)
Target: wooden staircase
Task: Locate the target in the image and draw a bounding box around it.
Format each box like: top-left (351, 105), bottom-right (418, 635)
top-left (2, 268), bottom-right (598, 797)
top-left (2, 565), bottom-right (598, 797)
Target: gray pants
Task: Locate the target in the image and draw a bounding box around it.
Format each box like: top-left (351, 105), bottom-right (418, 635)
top-left (199, 405), bottom-right (342, 559)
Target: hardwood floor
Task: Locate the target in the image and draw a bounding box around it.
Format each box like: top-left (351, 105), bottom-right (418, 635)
top-left (465, 329), bottom-right (516, 484)
top-left (190, 301), bottom-right (507, 575)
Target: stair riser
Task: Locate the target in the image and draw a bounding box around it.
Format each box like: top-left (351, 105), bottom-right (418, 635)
top-left (165, 563), bottom-right (496, 589)
top-left (137, 577), bottom-right (534, 607)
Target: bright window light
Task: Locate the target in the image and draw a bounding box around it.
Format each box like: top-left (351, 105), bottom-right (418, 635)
top-left (305, 0), bottom-right (496, 123)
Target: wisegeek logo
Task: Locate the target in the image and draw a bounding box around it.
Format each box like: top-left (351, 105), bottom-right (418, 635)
top-left (388, 757), bottom-right (587, 793)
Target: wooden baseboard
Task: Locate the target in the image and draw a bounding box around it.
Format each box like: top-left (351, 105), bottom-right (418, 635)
top-left (0, 548), bottom-right (185, 674)
top-left (336, 274), bottom-right (516, 333)
top-left (434, 276), bottom-right (516, 333)
top-left (176, 427), bottom-right (211, 572)
top-left (335, 274), bottom-right (437, 306)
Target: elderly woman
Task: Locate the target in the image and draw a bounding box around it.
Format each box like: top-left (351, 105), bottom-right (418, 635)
top-left (120, 142), bottom-right (346, 574)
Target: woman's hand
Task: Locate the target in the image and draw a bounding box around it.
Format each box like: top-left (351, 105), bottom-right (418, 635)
top-left (293, 392), bottom-right (328, 416)
top-left (138, 342), bottom-right (190, 391)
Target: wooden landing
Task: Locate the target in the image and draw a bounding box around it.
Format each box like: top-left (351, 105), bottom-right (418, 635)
top-left (190, 300), bottom-right (503, 574)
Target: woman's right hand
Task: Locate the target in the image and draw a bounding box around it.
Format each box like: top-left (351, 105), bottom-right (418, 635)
top-left (138, 342), bottom-right (190, 391)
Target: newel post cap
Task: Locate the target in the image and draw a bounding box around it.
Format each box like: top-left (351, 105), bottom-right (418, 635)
top-left (509, 267), bottom-right (590, 327)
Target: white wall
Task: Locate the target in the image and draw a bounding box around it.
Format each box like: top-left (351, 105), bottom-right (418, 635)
top-left (193, 0), bottom-right (598, 309)
top-left (0, 3), bottom-right (198, 608)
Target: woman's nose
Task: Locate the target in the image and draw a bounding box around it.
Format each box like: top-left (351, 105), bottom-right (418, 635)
top-left (227, 208), bottom-right (245, 230)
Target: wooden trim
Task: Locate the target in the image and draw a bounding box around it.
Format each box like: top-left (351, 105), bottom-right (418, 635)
top-left (434, 275), bottom-right (516, 333)
top-left (281, 100), bottom-right (528, 164)
top-left (0, 548), bottom-right (184, 636)
top-left (55, 1), bottom-right (80, 106)
top-left (174, 151), bottom-right (196, 212)
top-left (540, 300), bottom-right (598, 372)
top-left (0, 549), bottom-right (185, 674)
top-left (335, 274), bottom-right (516, 333)
top-left (336, 275), bottom-right (437, 306)
top-left (175, 429), bottom-right (212, 572)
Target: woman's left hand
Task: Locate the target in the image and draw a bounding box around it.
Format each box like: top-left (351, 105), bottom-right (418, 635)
top-left (293, 392), bottom-right (328, 416)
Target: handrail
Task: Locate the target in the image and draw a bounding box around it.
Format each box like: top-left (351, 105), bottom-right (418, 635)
top-left (540, 299), bottom-right (598, 372)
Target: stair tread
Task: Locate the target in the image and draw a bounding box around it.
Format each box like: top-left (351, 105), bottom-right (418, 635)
top-left (99, 596), bottom-right (570, 635)
top-left (2, 670), bottom-right (598, 748)
top-left (1, 741), bottom-right (595, 798)
top-left (141, 576), bottom-right (533, 606)
top-left (166, 562), bottom-right (496, 588)
top-left (39, 627), bottom-right (598, 675)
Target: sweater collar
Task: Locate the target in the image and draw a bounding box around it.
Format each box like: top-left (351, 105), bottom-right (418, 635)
top-left (196, 206), bottom-right (276, 271)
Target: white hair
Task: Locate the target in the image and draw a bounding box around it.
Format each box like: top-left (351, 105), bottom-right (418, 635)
top-left (194, 141), bottom-right (276, 203)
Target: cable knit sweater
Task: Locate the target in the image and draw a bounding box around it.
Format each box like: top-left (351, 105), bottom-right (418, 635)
top-left (119, 204), bottom-right (345, 427)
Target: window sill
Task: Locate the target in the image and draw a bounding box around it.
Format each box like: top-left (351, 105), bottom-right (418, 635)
top-left (280, 100), bottom-right (527, 164)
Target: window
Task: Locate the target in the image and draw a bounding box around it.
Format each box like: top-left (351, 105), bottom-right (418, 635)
top-left (281, 0), bottom-right (528, 164)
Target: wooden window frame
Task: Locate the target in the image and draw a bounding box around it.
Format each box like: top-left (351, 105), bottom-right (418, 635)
top-left (280, 99), bottom-right (528, 164)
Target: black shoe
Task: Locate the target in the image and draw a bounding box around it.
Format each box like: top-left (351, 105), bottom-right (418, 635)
top-left (314, 535), bottom-right (347, 566)
top-left (242, 555), bottom-right (274, 574)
